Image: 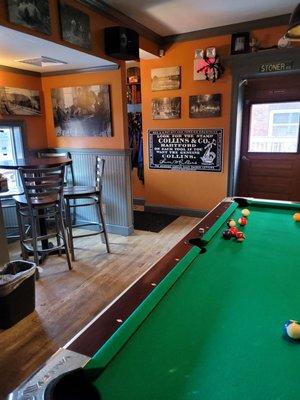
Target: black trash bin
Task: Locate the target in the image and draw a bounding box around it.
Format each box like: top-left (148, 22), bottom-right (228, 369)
top-left (0, 260), bottom-right (36, 329)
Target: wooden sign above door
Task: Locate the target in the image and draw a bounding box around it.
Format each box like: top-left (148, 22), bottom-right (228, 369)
top-left (259, 61), bottom-right (294, 73)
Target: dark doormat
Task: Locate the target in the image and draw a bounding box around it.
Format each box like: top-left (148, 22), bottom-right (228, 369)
top-left (133, 210), bottom-right (178, 233)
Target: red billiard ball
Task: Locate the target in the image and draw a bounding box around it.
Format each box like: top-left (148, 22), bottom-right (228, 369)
top-left (229, 227), bottom-right (238, 236)
top-left (236, 231), bottom-right (246, 242)
top-left (238, 217), bottom-right (247, 226)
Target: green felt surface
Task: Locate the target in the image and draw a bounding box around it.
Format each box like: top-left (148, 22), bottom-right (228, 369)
top-left (88, 201), bottom-right (300, 400)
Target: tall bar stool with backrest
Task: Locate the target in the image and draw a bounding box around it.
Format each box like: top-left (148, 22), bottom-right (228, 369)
top-left (14, 165), bottom-right (72, 270)
top-left (63, 156), bottom-right (110, 261)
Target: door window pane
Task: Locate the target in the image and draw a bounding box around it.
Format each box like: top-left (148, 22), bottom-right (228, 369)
top-left (248, 102), bottom-right (300, 153)
top-left (0, 126), bottom-right (24, 188)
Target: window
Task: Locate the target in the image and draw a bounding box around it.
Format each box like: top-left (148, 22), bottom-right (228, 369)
top-left (248, 101), bottom-right (300, 153)
top-left (0, 124), bottom-right (25, 189)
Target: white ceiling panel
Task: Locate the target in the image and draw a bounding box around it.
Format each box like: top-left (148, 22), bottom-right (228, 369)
top-left (0, 26), bottom-right (117, 72)
top-left (103, 0), bottom-right (298, 36)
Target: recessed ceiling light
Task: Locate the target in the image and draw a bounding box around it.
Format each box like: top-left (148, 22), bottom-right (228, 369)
top-left (17, 56), bottom-right (68, 67)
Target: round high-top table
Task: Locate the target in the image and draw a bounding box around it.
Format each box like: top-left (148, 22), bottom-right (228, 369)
top-left (0, 156), bottom-right (72, 170)
top-left (0, 156), bottom-right (72, 263)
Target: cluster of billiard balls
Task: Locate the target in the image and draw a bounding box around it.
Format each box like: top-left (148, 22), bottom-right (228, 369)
top-left (222, 208), bottom-right (250, 242)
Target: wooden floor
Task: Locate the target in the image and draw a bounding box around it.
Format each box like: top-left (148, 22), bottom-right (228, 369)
top-left (0, 215), bottom-right (200, 398)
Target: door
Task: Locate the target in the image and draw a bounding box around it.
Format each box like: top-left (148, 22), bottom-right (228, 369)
top-left (237, 75), bottom-right (300, 201)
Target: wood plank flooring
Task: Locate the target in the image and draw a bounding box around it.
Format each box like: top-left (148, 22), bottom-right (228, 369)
top-left (0, 215), bottom-right (200, 398)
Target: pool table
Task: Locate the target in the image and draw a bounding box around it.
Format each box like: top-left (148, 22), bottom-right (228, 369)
top-left (9, 197), bottom-right (300, 400)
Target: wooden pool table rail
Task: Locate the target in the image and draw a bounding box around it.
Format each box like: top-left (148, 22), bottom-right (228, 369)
top-left (66, 199), bottom-right (234, 357)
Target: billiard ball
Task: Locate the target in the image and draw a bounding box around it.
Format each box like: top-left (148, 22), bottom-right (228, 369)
top-left (238, 217), bottom-right (247, 226)
top-left (222, 229), bottom-right (232, 240)
top-left (241, 209), bottom-right (250, 217)
top-left (235, 231), bottom-right (245, 242)
top-left (229, 227), bottom-right (238, 236)
top-left (293, 213), bottom-right (300, 222)
top-left (284, 320), bottom-right (300, 340)
top-left (227, 219), bottom-right (236, 228)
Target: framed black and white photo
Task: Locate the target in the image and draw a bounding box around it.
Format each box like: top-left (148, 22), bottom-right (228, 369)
top-left (189, 94), bottom-right (221, 118)
top-left (59, 2), bottom-right (91, 50)
top-left (152, 97), bottom-right (181, 120)
top-left (51, 84), bottom-right (112, 137)
top-left (7, 0), bottom-right (51, 35)
top-left (0, 87), bottom-right (41, 116)
top-left (231, 32), bottom-right (250, 55)
top-left (151, 67), bottom-right (181, 91)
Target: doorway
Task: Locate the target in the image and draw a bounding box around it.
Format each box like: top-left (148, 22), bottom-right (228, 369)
top-left (237, 75), bottom-right (300, 201)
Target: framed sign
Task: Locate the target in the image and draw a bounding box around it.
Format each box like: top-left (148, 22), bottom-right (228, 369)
top-left (149, 129), bottom-right (223, 172)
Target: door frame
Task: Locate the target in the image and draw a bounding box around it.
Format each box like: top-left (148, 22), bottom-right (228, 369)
top-left (226, 47), bottom-right (300, 196)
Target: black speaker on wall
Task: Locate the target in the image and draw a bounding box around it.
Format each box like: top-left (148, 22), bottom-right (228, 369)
top-left (104, 27), bottom-right (139, 60)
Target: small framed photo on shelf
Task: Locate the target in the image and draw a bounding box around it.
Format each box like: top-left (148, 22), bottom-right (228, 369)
top-left (231, 32), bottom-right (250, 55)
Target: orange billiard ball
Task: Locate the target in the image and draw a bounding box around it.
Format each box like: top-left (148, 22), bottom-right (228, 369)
top-left (293, 213), bottom-right (300, 222)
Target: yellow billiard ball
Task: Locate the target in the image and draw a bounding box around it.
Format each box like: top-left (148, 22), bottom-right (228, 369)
top-left (241, 209), bottom-right (250, 217)
top-left (293, 213), bottom-right (300, 222)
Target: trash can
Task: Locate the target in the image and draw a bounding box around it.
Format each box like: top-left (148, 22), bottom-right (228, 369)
top-left (0, 260), bottom-right (36, 329)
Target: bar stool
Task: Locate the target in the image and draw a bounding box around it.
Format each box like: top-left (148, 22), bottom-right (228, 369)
top-left (63, 156), bottom-right (110, 261)
top-left (14, 165), bottom-right (72, 271)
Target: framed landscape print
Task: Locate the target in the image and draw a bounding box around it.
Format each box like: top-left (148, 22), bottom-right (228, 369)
top-left (59, 2), bottom-right (91, 50)
top-left (152, 97), bottom-right (181, 120)
top-left (0, 87), bottom-right (41, 116)
top-left (189, 94), bottom-right (221, 118)
top-left (151, 67), bottom-right (181, 91)
top-left (51, 84), bottom-right (112, 137)
top-left (7, 0), bottom-right (51, 35)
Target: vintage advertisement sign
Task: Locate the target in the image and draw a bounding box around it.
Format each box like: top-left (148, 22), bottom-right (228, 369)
top-left (149, 128), bottom-right (223, 172)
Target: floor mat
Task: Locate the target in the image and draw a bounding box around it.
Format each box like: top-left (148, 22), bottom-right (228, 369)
top-left (133, 210), bottom-right (178, 233)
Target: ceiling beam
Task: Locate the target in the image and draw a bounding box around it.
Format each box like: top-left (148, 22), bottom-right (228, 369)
top-left (163, 14), bottom-right (290, 43)
top-left (76, 0), bottom-right (163, 45)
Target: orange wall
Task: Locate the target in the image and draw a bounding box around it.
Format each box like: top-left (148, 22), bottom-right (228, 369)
top-left (42, 66), bottom-right (128, 149)
top-left (140, 26), bottom-right (288, 211)
top-left (0, 69), bottom-right (47, 150)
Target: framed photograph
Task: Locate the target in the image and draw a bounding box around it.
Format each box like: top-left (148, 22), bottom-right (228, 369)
top-left (189, 94), bottom-right (221, 118)
top-left (151, 67), bottom-right (180, 91)
top-left (152, 97), bottom-right (181, 120)
top-left (231, 32), bottom-right (250, 55)
top-left (6, 0), bottom-right (51, 35)
top-left (59, 1), bottom-right (91, 50)
top-left (51, 84), bottom-right (112, 137)
top-left (0, 87), bottom-right (41, 116)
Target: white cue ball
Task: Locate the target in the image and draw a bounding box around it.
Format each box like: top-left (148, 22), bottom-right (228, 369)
top-left (285, 320), bottom-right (300, 340)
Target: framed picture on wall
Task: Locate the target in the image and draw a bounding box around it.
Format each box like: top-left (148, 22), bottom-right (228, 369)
top-left (6, 0), bottom-right (51, 35)
top-left (152, 97), bottom-right (181, 119)
top-left (59, 1), bottom-right (91, 50)
top-left (51, 84), bottom-right (112, 137)
top-left (0, 87), bottom-right (41, 116)
top-left (231, 32), bottom-right (250, 55)
top-left (151, 67), bottom-right (181, 91)
top-left (189, 94), bottom-right (221, 118)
